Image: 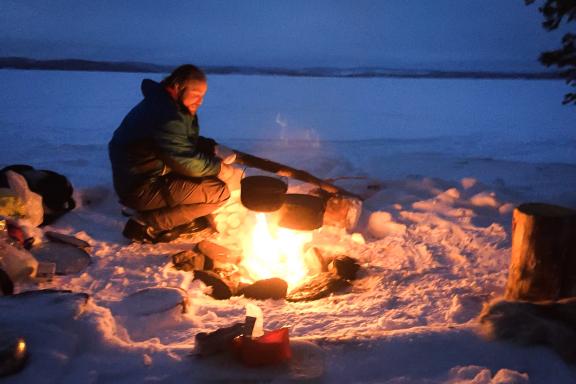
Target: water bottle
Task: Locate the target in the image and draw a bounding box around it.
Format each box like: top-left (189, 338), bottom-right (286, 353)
top-left (245, 303), bottom-right (264, 338)
top-left (0, 219), bottom-right (38, 282)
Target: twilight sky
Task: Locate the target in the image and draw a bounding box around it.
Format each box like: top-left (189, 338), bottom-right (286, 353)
top-left (0, 0), bottom-right (565, 71)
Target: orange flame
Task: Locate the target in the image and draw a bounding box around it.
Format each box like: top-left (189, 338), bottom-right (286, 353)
top-left (241, 213), bottom-right (313, 291)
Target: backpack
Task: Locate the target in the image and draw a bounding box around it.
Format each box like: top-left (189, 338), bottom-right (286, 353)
top-left (0, 165), bottom-right (76, 225)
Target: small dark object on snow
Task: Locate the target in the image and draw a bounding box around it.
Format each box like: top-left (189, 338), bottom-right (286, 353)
top-left (286, 272), bottom-right (350, 302)
top-left (330, 256), bottom-right (360, 281)
top-left (0, 269), bottom-right (14, 296)
top-left (194, 323), bottom-right (244, 357)
top-left (0, 336), bottom-right (28, 378)
top-left (238, 278), bottom-right (288, 300)
top-left (35, 262), bottom-right (56, 280)
top-left (172, 250), bottom-right (207, 271)
top-left (44, 231), bottom-right (90, 249)
top-left (193, 270), bottom-right (235, 300)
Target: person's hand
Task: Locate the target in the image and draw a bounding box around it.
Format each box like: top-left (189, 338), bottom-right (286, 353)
top-left (276, 169), bottom-right (294, 178)
top-left (217, 163), bottom-right (235, 181)
top-left (215, 145), bottom-right (236, 164)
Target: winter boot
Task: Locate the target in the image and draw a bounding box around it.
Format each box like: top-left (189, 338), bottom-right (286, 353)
top-left (163, 216), bottom-right (215, 243)
top-left (122, 218), bottom-right (161, 244)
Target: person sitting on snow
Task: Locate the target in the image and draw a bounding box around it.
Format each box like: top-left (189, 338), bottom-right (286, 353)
top-left (109, 64), bottom-right (235, 243)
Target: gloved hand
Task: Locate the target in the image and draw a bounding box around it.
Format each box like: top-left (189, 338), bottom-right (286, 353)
top-left (217, 164), bottom-right (243, 190)
top-left (215, 145), bottom-right (236, 165)
top-left (217, 163), bottom-right (235, 182)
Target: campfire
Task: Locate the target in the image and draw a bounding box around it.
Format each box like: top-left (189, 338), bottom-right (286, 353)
top-left (240, 212), bottom-right (318, 291)
top-left (201, 206), bottom-right (359, 302)
top-left (179, 173), bottom-right (362, 301)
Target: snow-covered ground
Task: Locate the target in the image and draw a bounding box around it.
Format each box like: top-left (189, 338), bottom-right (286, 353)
top-left (1, 69), bottom-right (575, 383)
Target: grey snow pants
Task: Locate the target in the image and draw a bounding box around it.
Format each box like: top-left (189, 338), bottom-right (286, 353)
top-left (121, 174), bottom-right (230, 231)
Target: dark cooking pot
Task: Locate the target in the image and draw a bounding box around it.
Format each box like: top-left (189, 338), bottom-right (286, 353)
top-left (278, 194), bottom-right (326, 231)
top-left (241, 176), bottom-right (288, 212)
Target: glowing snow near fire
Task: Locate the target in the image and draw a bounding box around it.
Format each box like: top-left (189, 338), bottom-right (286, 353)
top-left (240, 213), bottom-right (313, 291)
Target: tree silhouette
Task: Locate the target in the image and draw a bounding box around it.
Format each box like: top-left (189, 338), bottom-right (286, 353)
top-left (526, 0), bottom-right (576, 105)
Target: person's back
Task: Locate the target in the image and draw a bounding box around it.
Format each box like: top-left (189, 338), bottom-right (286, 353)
top-left (108, 65), bottom-right (233, 243)
top-left (109, 79), bottom-right (202, 199)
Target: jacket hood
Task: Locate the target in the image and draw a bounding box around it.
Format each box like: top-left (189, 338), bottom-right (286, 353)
top-left (141, 79), bottom-right (190, 114)
top-left (141, 79), bottom-right (168, 100)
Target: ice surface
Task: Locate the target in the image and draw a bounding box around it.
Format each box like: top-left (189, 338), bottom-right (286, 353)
top-left (0, 69), bottom-right (575, 383)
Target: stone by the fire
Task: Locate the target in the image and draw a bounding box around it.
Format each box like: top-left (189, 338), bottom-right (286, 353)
top-left (172, 249), bottom-right (207, 272)
top-left (237, 278), bottom-right (288, 300)
top-left (193, 270), bottom-right (235, 300)
top-left (330, 256), bottom-right (360, 281)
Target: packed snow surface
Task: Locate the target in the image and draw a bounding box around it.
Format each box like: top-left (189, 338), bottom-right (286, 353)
top-left (0, 69), bottom-right (575, 383)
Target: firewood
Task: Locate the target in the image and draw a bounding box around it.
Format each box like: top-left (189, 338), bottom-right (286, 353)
top-left (505, 203), bottom-right (576, 301)
top-left (233, 149), bottom-right (361, 199)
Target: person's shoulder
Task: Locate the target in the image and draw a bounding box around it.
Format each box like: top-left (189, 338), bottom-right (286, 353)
top-left (141, 79), bottom-right (164, 98)
top-left (139, 80), bottom-right (179, 118)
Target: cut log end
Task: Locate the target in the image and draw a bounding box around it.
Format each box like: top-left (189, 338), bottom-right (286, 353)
top-left (505, 202), bottom-right (576, 301)
top-left (517, 202), bottom-right (576, 218)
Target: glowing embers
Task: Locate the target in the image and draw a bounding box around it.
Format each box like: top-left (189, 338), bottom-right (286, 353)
top-left (240, 213), bottom-right (318, 292)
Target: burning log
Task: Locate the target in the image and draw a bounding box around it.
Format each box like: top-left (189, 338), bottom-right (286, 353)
top-left (505, 203), bottom-right (576, 301)
top-left (287, 255), bottom-right (359, 302)
top-left (286, 272), bottom-right (350, 302)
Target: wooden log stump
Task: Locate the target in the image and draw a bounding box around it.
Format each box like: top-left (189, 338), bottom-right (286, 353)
top-left (505, 203), bottom-right (576, 301)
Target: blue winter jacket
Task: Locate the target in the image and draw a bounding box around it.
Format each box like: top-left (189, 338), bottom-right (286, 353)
top-left (108, 79), bottom-right (221, 196)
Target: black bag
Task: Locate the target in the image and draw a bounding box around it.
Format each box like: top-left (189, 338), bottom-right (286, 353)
top-left (0, 164), bottom-right (76, 225)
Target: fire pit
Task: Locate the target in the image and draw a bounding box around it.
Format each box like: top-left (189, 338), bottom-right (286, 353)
top-left (178, 209), bottom-right (360, 302)
top-left (177, 175), bottom-right (362, 301)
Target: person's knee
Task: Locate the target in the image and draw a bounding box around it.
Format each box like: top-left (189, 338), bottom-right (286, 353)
top-left (203, 178), bottom-right (230, 205)
top-left (216, 183), bottom-right (231, 205)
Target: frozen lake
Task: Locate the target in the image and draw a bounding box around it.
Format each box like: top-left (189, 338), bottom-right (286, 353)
top-left (1, 69), bottom-right (574, 161)
top-left (1, 69), bottom-right (574, 207)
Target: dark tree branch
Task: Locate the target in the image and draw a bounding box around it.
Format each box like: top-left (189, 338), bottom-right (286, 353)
top-left (526, 0), bottom-right (576, 105)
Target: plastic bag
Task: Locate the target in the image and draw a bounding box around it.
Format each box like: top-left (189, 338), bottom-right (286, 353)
top-left (5, 171), bottom-right (43, 227)
top-left (0, 190), bottom-right (26, 218)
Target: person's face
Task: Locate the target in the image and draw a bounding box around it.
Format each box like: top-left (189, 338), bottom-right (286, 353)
top-left (177, 80), bottom-right (207, 114)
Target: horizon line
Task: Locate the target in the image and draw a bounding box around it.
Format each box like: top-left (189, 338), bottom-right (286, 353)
top-left (0, 56), bottom-right (562, 80)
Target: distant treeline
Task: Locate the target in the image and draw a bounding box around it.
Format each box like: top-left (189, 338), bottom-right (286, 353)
top-left (0, 57), bottom-right (563, 80)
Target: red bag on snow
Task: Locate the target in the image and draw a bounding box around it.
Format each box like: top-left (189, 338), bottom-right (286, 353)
top-left (232, 328), bottom-right (291, 366)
